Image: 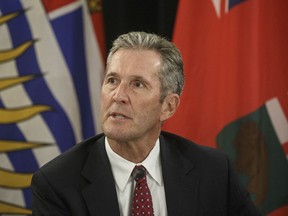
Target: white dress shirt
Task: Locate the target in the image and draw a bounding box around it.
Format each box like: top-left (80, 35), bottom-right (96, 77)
top-left (105, 137), bottom-right (167, 216)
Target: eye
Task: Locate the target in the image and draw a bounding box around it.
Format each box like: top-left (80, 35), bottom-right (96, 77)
top-left (106, 77), bottom-right (118, 85)
top-left (133, 80), bottom-right (145, 88)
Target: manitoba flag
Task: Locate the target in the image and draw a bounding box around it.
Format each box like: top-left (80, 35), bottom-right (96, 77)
top-left (0, 0), bottom-right (104, 214)
top-left (163, 0), bottom-right (288, 215)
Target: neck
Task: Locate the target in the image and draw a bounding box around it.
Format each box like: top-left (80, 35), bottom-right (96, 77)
top-left (107, 135), bottom-right (159, 163)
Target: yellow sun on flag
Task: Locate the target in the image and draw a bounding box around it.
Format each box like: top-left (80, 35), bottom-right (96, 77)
top-left (0, 10), bottom-right (52, 215)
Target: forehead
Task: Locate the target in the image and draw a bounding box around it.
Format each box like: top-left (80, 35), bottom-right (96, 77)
top-left (107, 49), bottom-right (162, 77)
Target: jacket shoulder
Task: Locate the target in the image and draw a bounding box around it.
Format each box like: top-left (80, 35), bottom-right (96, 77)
top-left (161, 131), bottom-right (226, 157)
top-left (35, 134), bottom-right (105, 179)
top-left (160, 131), bottom-right (229, 172)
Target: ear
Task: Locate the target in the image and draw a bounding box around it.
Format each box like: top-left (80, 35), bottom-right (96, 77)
top-left (160, 93), bottom-right (180, 122)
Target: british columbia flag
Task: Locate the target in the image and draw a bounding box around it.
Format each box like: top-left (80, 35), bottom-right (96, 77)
top-left (0, 0), bottom-right (104, 214)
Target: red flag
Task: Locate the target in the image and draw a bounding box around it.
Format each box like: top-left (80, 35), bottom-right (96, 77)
top-left (163, 0), bottom-right (288, 215)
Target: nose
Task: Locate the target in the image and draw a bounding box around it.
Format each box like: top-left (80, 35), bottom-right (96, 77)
top-left (112, 83), bottom-right (129, 104)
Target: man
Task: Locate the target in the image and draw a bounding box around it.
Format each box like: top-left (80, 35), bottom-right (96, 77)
top-left (31, 32), bottom-right (261, 215)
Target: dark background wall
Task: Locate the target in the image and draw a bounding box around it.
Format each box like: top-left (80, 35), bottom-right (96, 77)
top-left (102, 0), bottom-right (179, 53)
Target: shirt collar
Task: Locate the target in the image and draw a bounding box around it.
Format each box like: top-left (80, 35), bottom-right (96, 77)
top-left (105, 137), bottom-right (163, 192)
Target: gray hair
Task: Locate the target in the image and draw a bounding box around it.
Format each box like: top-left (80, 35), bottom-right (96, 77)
top-left (107, 31), bottom-right (184, 102)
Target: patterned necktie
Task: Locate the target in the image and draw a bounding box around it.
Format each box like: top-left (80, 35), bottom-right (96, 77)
top-left (131, 165), bottom-right (154, 216)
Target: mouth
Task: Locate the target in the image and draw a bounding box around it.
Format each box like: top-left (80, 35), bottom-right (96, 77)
top-left (110, 112), bottom-right (129, 119)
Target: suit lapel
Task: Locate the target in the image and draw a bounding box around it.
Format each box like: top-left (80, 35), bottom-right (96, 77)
top-left (160, 134), bottom-right (199, 216)
top-left (81, 136), bottom-right (120, 216)
top-left (79, 134), bottom-right (200, 215)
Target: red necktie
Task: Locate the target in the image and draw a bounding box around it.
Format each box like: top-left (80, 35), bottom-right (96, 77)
top-left (131, 165), bottom-right (154, 216)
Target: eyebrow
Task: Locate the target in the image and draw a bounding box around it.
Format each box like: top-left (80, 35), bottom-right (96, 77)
top-left (130, 75), bottom-right (148, 81)
top-left (105, 71), bottom-right (118, 77)
top-left (104, 72), bottom-right (120, 81)
top-left (105, 72), bottom-right (149, 82)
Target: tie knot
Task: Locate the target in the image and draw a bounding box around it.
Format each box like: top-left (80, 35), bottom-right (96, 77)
top-left (132, 165), bottom-right (146, 182)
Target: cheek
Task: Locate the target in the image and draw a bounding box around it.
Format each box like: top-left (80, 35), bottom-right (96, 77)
top-left (100, 93), bottom-right (110, 116)
top-left (100, 95), bottom-right (105, 110)
top-left (137, 102), bottom-right (162, 120)
top-left (100, 90), bottom-right (111, 105)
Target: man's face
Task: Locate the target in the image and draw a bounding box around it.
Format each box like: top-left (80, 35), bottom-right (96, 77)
top-left (100, 49), bottom-right (167, 143)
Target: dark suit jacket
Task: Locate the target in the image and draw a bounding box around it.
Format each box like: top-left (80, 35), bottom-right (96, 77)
top-left (31, 131), bottom-right (261, 216)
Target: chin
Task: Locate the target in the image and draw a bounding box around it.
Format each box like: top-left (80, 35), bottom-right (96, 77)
top-left (104, 129), bottom-right (137, 142)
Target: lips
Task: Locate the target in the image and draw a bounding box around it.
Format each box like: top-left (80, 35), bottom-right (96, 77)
top-left (110, 112), bottom-right (129, 119)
